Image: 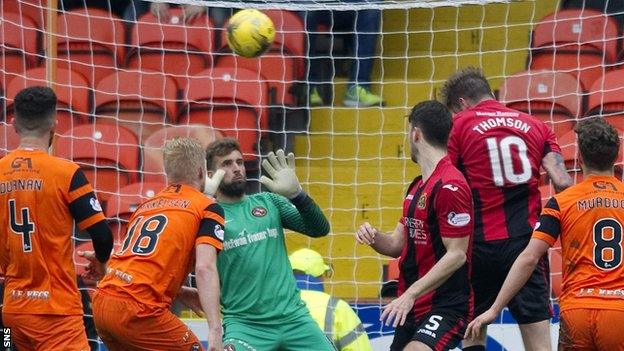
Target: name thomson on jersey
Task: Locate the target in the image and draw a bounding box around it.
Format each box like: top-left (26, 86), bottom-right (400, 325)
top-left (472, 113), bottom-right (531, 135)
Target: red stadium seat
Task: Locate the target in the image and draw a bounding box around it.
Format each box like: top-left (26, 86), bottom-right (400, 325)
top-left (0, 12), bottom-right (39, 89)
top-left (586, 69), bottom-right (624, 133)
top-left (5, 67), bottom-right (90, 135)
top-left (216, 10), bottom-right (305, 106)
top-left (127, 9), bottom-right (215, 87)
top-left (54, 124), bottom-right (140, 204)
top-left (56, 8), bottom-right (125, 86)
top-left (529, 9), bottom-right (619, 91)
top-left (387, 258), bottom-right (399, 281)
top-left (142, 125), bottom-right (222, 183)
top-left (499, 70), bottom-right (583, 139)
top-left (178, 67), bottom-right (269, 164)
top-left (105, 182), bottom-right (165, 244)
top-left (94, 70), bottom-right (179, 143)
top-left (2, 0), bottom-right (46, 30)
top-left (0, 122), bottom-right (20, 158)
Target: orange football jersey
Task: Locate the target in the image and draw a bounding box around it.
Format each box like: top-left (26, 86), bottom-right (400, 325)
top-left (533, 175), bottom-right (624, 312)
top-left (0, 149), bottom-right (105, 315)
top-left (97, 184), bottom-right (224, 309)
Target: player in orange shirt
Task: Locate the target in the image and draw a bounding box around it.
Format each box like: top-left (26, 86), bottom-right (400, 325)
top-left (0, 86), bottom-right (114, 351)
top-left (93, 137), bottom-right (226, 351)
top-left (465, 117), bottom-right (624, 350)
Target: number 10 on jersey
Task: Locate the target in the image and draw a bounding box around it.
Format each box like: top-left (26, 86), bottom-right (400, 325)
top-left (486, 136), bottom-right (532, 186)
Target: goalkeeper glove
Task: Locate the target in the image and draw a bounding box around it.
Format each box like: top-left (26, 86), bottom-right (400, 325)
top-left (260, 149), bottom-right (302, 199)
top-left (204, 169), bottom-right (225, 197)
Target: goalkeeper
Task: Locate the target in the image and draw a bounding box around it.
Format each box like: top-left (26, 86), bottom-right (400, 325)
top-left (205, 138), bottom-right (335, 351)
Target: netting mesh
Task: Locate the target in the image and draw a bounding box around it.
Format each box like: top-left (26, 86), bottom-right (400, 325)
top-left (2, 0), bottom-right (620, 348)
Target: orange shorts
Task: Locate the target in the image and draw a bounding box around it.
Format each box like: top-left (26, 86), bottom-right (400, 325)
top-left (92, 291), bottom-right (202, 351)
top-left (559, 308), bottom-right (624, 351)
top-left (2, 312), bottom-right (89, 351)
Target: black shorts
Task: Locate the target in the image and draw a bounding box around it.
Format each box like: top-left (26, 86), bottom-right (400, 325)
top-left (472, 237), bottom-right (552, 324)
top-left (390, 310), bottom-right (467, 351)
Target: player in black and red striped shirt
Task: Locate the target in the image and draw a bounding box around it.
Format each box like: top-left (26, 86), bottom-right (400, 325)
top-left (356, 101), bottom-right (474, 351)
top-left (442, 68), bottom-right (573, 351)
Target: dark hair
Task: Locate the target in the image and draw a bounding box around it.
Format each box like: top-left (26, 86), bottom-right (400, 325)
top-left (441, 67), bottom-right (492, 112)
top-left (575, 117), bottom-right (620, 172)
top-left (408, 100), bottom-right (452, 148)
top-left (14, 86), bottom-right (57, 136)
top-left (205, 137), bottom-right (242, 170)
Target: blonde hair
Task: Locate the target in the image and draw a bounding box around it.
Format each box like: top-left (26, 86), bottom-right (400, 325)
top-left (163, 137), bottom-right (206, 184)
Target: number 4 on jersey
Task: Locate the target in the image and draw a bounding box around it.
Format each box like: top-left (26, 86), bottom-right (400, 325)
top-left (8, 199), bottom-right (35, 252)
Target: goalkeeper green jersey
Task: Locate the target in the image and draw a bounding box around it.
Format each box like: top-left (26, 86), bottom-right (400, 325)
top-left (217, 191), bottom-right (329, 323)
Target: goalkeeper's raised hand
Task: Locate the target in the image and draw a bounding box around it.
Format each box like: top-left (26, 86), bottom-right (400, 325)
top-left (204, 169), bottom-right (225, 197)
top-left (260, 149), bottom-right (302, 199)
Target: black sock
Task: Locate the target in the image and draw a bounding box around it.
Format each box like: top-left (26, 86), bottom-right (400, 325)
top-left (463, 346), bottom-right (485, 351)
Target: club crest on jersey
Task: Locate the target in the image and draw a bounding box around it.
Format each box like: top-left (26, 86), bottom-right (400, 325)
top-left (417, 194), bottom-right (427, 209)
top-left (90, 197), bottom-right (102, 212)
top-left (214, 224), bottom-right (225, 240)
top-left (252, 206), bottom-right (267, 217)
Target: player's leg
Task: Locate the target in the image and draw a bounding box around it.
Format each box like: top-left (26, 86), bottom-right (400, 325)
top-left (557, 309), bottom-right (594, 350)
top-left (394, 311), bottom-right (466, 351)
top-left (390, 318), bottom-right (417, 351)
top-left (508, 248), bottom-right (552, 351)
top-left (463, 241), bottom-right (505, 349)
top-left (278, 313), bottom-right (337, 351)
top-left (3, 313), bottom-right (90, 351)
top-left (223, 318), bottom-right (279, 351)
top-left (594, 309), bottom-right (624, 351)
top-left (403, 341), bottom-right (434, 351)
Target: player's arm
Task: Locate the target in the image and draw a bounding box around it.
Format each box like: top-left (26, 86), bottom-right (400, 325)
top-left (68, 169), bottom-right (113, 280)
top-left (356, 222), bottom-right (405, 258)
top-left (261, 149), bottom-right (330, 237)
top-left (465, 197), bottom-right (561, 339)
top-left (194, 202), bottom-right (225, 351)
top-left (542, 151), bottom-right (573, 193)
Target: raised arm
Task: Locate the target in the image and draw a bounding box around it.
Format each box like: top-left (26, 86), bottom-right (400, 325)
top-left (542, 151), bottom-right (573, 193)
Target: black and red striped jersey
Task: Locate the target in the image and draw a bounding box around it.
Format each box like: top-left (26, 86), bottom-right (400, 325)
top-left (397, 156), bottom-right (474, 320)
top-left (447, 99), bottom-right (561, 243)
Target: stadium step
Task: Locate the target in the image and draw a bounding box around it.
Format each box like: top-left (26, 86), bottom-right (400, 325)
top-left (308, 107), bottom-right (406, 134)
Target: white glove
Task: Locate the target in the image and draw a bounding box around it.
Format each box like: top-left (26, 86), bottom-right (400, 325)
top-left (260, 150), bottom-right (302, 199)
top-left (203, 169), bottom-right (225, 197)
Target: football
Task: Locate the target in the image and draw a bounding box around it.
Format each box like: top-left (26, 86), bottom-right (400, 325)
top-left (226, 9), bottom-right (276, 58)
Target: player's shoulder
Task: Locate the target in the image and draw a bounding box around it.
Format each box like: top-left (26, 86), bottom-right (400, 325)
top-left (437, 159), bottom-right (469, 186)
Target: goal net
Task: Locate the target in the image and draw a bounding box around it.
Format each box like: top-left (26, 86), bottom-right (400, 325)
top-left (1, 0), bottom-right (614, 349)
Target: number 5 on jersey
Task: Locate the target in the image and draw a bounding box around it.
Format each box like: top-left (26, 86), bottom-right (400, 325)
top-left (119, 215), bottom-right (168, 255)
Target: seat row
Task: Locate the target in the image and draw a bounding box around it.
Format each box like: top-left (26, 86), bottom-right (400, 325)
top-left (1, 5), bottom-right (306, 106)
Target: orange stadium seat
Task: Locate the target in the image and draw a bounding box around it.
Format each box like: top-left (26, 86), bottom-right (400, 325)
top-left (0, 12), bottom-right (39, 89)
top-left (5, 67), bottom-right (90, 135)
top-left (216, 10), bottom-right (306, 106)
top-left (54, 124), bottom-right (140, 204)
top-left (56, 8), bottom-right (125, 86)
top-left (127, 9), bottom-right (215, 87)
top-left (105, 182), bottom-right (165, 244)
top-left (586, 69), bottom-right (624, 133)
top-left (530, 9), bottom-right (619, 91)
top-left (2, 0), bottom-right (46, 30)
top-left (0, 122), bottom-right (20, 158)
top-left (499, 70), bottom-right (583, 139)
top-left (94, 70), bottom-right (178, 143)
top-left (141, 124), bottom-right (222, 183)
top-left (178, 67), bottom-right (269, 165)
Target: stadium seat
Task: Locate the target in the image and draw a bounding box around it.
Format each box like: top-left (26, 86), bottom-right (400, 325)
top-left (0, 122), bottom-right (20, 158)
top-left (5, 67), bottom-right (90, 135)
top-left (142, 125), bottom-right (223, 183)
top-left (127, 9), bottom-right (215, 87)
top-left (178, 67), bottom-right (269, 165)
top-left (530, 9), bottom-right (619, 91)
top-left (586, 69), bottom-right (624, 133)
top-left (2, 0), bottom-right (46, 30)
top-left (216, 10), bottom-right (306, 106)
top-left (56, 8), bottom-right (125, 86)
top-left (0, 12), bottom-right (39, 89)
top-left (499, 70), bottom-right (583, 139)
top-left (105, 182), bottom-right (165, 244)
top-left (94, 70), bottom-right (179, 143)
top-left (54, 124), bottom-right (140, 204)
